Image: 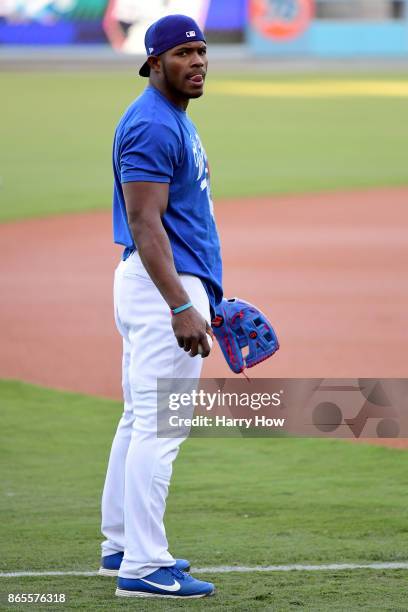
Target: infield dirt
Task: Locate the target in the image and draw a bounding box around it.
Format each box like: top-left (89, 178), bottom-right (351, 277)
top-left (1, 188), bottom-right (407, 445)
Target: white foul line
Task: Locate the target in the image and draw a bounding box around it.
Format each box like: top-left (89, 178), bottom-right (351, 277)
top-left (1, 562), bottom-right (408, 578)
top-left (193, 562), bottom-right (408, 574)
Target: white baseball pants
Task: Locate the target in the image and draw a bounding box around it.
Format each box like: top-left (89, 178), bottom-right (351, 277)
top-left (101, 251), bottom-right (210, 579)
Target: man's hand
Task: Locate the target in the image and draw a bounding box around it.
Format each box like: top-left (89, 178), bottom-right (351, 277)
top-left (172, 307), bottom-right (214, 358)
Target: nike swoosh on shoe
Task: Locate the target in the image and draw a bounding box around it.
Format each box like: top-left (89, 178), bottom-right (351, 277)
top-left (139, 578), bottom-right (181, 592)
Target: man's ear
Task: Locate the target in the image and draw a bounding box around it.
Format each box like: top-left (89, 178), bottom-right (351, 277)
top-left (148, 55), bottom-right (161, 74)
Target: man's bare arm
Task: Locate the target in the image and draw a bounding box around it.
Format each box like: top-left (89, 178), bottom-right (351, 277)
top-left (123, 181), bottom-right (212, 357)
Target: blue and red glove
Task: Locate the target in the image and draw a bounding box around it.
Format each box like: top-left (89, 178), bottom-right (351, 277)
top-left (211, 298), bottom-right (279, 374)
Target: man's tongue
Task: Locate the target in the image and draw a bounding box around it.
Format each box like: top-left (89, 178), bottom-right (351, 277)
top-left (189, 75), bottom-right (203, 83)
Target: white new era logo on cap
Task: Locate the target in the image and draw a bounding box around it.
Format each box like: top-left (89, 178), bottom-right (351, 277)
top-left (186, 30), bottom-right (196, 38)
top-left (149, 47), bottom-right (154, 53)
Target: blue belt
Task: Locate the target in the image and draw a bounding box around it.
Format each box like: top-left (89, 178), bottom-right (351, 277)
top-left (122, 246), bottom-right (135, 261)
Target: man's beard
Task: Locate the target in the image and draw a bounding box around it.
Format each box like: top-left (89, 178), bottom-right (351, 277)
top-left (162, 63), bottom-right (203, 100)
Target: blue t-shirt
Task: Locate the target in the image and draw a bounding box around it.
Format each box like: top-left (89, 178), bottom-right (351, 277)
top-left (112, 85), bottom-right (223, 312)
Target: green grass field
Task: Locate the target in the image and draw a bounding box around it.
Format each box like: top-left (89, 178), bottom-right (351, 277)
top-left (1, 380), bottom-right (408, 610)
top-left (1, 72), bottom-right (408, 221)
top-left (1, 68), bottom-right (408, 609)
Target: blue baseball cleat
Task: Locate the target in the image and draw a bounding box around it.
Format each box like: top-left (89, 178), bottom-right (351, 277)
top-left (99, 552), bottom-right (190, 577)
top-left (116, 566), bottom-right (215, 598)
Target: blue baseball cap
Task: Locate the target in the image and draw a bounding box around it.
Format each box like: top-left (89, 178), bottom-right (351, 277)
top-left (139, 14), bottom-right (206, 77)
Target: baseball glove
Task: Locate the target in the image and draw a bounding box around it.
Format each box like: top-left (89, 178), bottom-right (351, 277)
top-left (211, 298), bottom-right (279, 374)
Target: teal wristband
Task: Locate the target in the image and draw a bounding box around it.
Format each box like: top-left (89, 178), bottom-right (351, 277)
top-left (171, 301), bottom-right (193, 315)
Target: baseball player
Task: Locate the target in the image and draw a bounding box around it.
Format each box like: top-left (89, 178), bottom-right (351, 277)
top-left (99, 14), bottom-right (222, 599)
